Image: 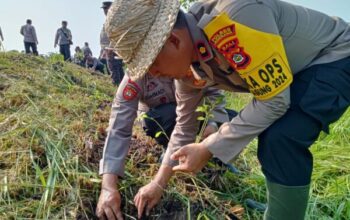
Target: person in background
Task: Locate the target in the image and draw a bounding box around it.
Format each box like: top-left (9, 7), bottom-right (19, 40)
top-left (99, 48), bottom-right (109, 75)
top-left (85, 54), bottom-right (105, 73)
top-left (82, 42), bottom-right (93, 57)
top-left (54, 21), bottom-right (73, 61)
top-left (73, 46), bottom-right (84, 67)
top-left (20, 19), bottom-right (38, 55)
top-left (0, 26), bottom-right (3, 51)
top-left (0, 26), bottom-right (4, 42)
top-left (100, 1), bottom-right (125, 85)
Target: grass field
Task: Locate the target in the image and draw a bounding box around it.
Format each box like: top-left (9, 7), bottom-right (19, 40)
top-left (0, 52), bottom-right (349, 219)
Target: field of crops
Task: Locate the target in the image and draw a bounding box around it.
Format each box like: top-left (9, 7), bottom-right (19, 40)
top-left (0, 52), bottom-right (349, 219)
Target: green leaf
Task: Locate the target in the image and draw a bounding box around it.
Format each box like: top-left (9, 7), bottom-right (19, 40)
top-left (196, 106), bottom-right (206, 112)
top-left (197, 116), bottom-right (205, 121)
top-left (155, 131), bottom-right (163, 138)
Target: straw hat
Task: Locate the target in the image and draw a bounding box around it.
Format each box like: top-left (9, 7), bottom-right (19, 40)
top-left (105, 0), bottom-right (181, 80)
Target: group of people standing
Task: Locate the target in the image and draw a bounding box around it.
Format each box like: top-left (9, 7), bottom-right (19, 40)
top-left (0, 2), bottom-right (125, 86)
top-left (5, 19), bottom-right (73, 59)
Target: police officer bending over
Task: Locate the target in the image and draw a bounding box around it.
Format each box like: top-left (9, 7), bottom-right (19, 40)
top-left (104, 0), bottom-right (350, 219)
top-left (97, 72), bottom-right (236, 219)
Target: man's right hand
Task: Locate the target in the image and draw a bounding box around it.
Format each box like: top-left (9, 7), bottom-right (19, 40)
top-left (96, 174), bottom-right (124, 220)
top-left (134, 181), bottom-right (164, 219)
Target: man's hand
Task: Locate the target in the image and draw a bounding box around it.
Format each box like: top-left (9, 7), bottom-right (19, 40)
top-left (54, 44), bottom-right (57, 48)
top-left (202, 123), bottom-right (218, 140)
top-left (96, 174), bottom-right (123, 220)
top-left (134, 181), bottom-right (164, 219)
top-left (171, 143), bottom-right (213, 173)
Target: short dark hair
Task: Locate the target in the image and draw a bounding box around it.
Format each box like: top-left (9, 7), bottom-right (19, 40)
top-left (84, 42), bottom-right (89, 45)
top-left (174, 10), bottom-right (187, 29)
top-left (62, 21), bottom-right (68, 25)
top-left (26, 19), bottom-right (32, 24)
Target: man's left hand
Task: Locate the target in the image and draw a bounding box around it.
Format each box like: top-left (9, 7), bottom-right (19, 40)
top-left (171, 143), bottom-right (212, 173)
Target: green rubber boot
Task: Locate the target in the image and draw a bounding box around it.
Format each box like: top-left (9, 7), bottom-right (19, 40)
top-left (264, 180), bottom-right (310, 220)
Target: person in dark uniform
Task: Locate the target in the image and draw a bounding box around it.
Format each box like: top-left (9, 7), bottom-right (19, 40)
top-left (100, 1), bottom-right (125, 85)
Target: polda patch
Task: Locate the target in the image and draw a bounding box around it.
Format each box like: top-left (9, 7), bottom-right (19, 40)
top-left (204, 13), bottom-right (251, 70)
top-left (224, 47), bottom-right (251, 70)
top-left (122, 79), bottom-right (140, 101)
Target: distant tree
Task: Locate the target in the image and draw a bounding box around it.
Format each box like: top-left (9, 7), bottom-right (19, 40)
top-left (180, 0), bottom-right (197, 10)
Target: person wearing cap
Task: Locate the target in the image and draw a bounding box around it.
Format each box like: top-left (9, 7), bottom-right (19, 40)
top-left (20, 19), bottom-right (39, 56)
top-left (105, 0), bottom-right (350, 219)
top-left (100, 1), bottom-right (125, 85)
top-left (96, 71), bottom-right (237, 219)
top-left (55, 21), bottom-right (73, 61)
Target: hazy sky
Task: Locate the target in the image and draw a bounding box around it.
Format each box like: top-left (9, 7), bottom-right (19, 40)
top-left (0, 0), bottom-right (349, 56)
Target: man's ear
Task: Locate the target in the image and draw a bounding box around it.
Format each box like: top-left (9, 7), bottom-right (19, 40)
top-left (168, 31), bottom-right (181, 49)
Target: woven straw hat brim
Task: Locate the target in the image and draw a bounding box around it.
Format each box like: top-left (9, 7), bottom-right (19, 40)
top-left (107, 0), bottom-right (181, 81)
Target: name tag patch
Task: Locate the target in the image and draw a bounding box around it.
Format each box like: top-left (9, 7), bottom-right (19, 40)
top-left (203, 13), bottom-right (293, 100)
top-left (240, 54), bottom-right (292, 99)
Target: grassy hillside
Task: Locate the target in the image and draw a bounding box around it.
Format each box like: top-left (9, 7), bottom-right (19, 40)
top-left (0, 52), bottom-right (349, 219)
top-left (0, 52), bottom-right (115, 219)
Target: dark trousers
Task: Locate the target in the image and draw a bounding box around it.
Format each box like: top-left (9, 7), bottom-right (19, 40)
top-left (258, 57), bottom-right (350, 186)
top-left (59, 44), bottom-right (71, 61)
top-left (107, 56), bottom-right (125, 85)
top-left (24, 42), bottom-right (38, 55)
top-left (144, 103), bottom-right (177, 148)
top-left (100, 58), bottom-right (109, 74)
top-left (143, 103), bottom-right (237, 149)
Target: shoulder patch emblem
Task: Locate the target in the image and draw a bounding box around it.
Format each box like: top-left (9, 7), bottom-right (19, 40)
top-left (210, 24), bottom-right (236, 46)
top-left (122, 79), bottom-right (140, 101)
top-left (204, 14), bottom-right (251, 70)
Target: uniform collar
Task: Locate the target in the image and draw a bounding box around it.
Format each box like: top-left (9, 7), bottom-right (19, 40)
top-left (185, 12), bottom-right (214, 80)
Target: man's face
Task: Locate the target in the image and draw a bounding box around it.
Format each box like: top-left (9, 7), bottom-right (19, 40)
top-left (149, 29), bottom-right (195, 79)
top-left (62, 23), bottom-right (67, 28)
